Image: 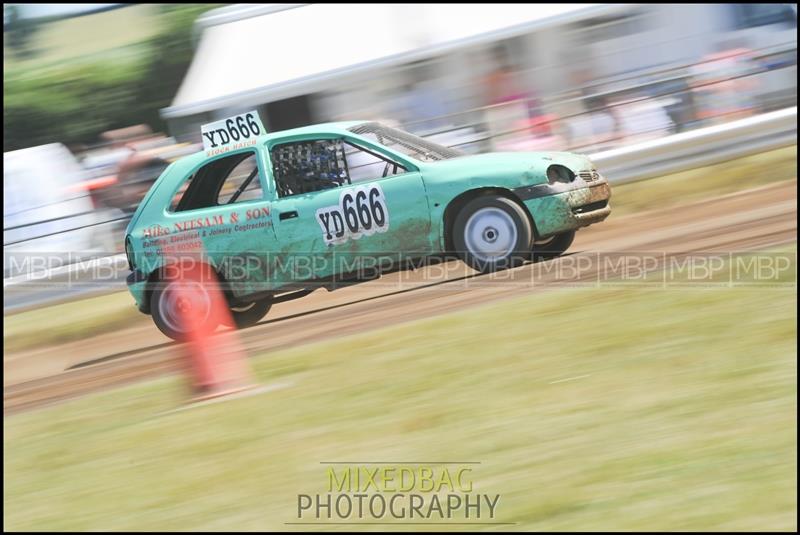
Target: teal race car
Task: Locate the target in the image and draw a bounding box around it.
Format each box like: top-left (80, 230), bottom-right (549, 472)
top-left (125, 112), bottom-right (611, 340)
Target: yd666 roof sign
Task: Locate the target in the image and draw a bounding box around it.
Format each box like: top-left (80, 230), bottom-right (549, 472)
top-left (201, 111), bottom-right (265, 156)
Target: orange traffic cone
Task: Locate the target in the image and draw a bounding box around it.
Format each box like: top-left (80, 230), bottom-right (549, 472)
top-left (177, 267), bottom-right (256, 402)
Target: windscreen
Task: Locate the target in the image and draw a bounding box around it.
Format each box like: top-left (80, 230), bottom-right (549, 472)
top-left (348, 122), bottom-right (464, 162)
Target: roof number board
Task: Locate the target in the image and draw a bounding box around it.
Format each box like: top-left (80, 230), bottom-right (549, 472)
top-left (201, 111), bottom-right (266, 156)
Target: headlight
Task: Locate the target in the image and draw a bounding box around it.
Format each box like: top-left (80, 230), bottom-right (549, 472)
top-left (125, 235), bottom-right (135, 271)
top-left (546, 164), bottom-right (575, 184)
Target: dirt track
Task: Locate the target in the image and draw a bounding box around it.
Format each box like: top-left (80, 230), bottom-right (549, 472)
top-left (4, 180), bottom-right (797, 414)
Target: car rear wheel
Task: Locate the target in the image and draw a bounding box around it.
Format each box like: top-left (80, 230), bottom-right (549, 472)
top-left (452, 195), bottom-right (532, 273)
top-left (150, 271), bottom-right (220, 342)
top-left (222, 299), bottom-right (272, 329)
top-left (532, 230), bottom-right (576, 261)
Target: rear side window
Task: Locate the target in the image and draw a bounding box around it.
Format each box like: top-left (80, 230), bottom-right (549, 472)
top-left (170, 151), bottom-right (264, 212)
top-left (270, 138), bottom-right (407, 198)
top-left (270, 139), bottom-right (349, 198)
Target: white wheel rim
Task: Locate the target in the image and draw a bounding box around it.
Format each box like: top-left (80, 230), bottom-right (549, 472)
top-left (159, 280), bottom-right (212, 334)
top-left (464, 207), bottom-right (518, 263)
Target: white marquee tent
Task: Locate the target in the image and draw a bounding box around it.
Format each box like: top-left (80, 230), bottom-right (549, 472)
top-left (161, 3), bottom-right (625, 120)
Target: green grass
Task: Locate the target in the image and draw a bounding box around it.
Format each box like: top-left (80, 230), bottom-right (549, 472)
top-left (610, 145), bottom-right (797, 216)
top-left (4, 249), bottom-right (796, 530)
top-left (3, 292), bottom-right (149, 354)
top-left (3, 145), bottom-right (797, 354)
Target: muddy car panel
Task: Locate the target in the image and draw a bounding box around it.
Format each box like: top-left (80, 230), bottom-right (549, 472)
top-left (124, 121), bottom-right (611, 312)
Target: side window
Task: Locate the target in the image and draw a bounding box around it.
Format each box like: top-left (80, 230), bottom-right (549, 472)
top-left (170, 151), bottom-right (263, 212)
top-left (169, 174), bottom-right (193, 211)
top-left (217, 154), bottom-right (262, 204)
top-left (271, 139), bottom-right (349, 198)
top-left (270, 138), bottom-right (408, 198)
top-left (344, 142), bottom-right (407, 183)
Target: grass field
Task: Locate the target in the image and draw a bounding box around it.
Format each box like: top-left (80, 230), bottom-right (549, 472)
top-left (3, 291), bottom-right (150, 354)
top-left (4, 248), bottom-right (796, 530)
top-left (3, 5), bottom-right (159, 72)
top-left (610, 145), bottom-right (797, 216)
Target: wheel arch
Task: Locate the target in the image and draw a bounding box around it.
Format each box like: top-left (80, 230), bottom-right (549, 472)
top-left (442, 187), bottom-right (537, 252)
top-left (142, 259), bottom-right (230, 315)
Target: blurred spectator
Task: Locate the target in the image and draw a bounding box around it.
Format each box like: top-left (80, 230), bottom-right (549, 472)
top-left (394, 62), bottom-right (453, 135)
top-left (563, 94), bottom-right (618, 151)
top-left (78, 128), bottom-right (185, 215)
top-left (484, 46), bottom-right (527, 107)
top-left (100, 124), bottom-right (154, 146)
top-left (111, 149), bottom-right (171, 213)
top-left (646, 77), bottom-right (699, 133)
top-left (482, 45), bottom-right (545, 150)
top-left (609, 90), bottom-right (675, 144)
top-left (689, 40), bottom-right (762, 125)
top-left (491, 115), bottom-right (566, 152)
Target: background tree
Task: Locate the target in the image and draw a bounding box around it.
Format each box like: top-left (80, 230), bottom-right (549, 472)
top-left (3, 4), bottom-right (220, 152)
top-left (4, 4), bottom-right (40, 60)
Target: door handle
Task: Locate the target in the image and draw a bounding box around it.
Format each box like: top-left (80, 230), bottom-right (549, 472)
top-left (279, 210), bottom-right (298, 221)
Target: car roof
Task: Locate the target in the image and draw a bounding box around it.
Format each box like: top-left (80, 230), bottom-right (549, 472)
top-left (179, 120), bottom-right (369, 168)
top-left (133, 120), bottom-right (370, 222)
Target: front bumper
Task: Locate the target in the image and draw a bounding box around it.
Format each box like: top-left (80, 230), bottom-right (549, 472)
top-left (515, 178), bottom-right (612, 238)
top-left (126, 269), bottom-right (149, 314)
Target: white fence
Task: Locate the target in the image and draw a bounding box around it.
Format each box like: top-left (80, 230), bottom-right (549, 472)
top-left (591, 107), bottom-right (797, 183)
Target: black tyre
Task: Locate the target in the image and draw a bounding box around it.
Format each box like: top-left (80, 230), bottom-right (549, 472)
top-left (452, 195), bottom-right (533, 273)
top-left (532, 230), bottom-right (576, 261)
top-left (221, 299), bottom-right (272, 329)
top-left (150, 269), bottom-right (220, 342)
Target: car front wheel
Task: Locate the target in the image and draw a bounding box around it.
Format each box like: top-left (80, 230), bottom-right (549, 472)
top-left (452, 195), bottom-right (533, 273)
top-left (150, 271), bottom-right (220, 342)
